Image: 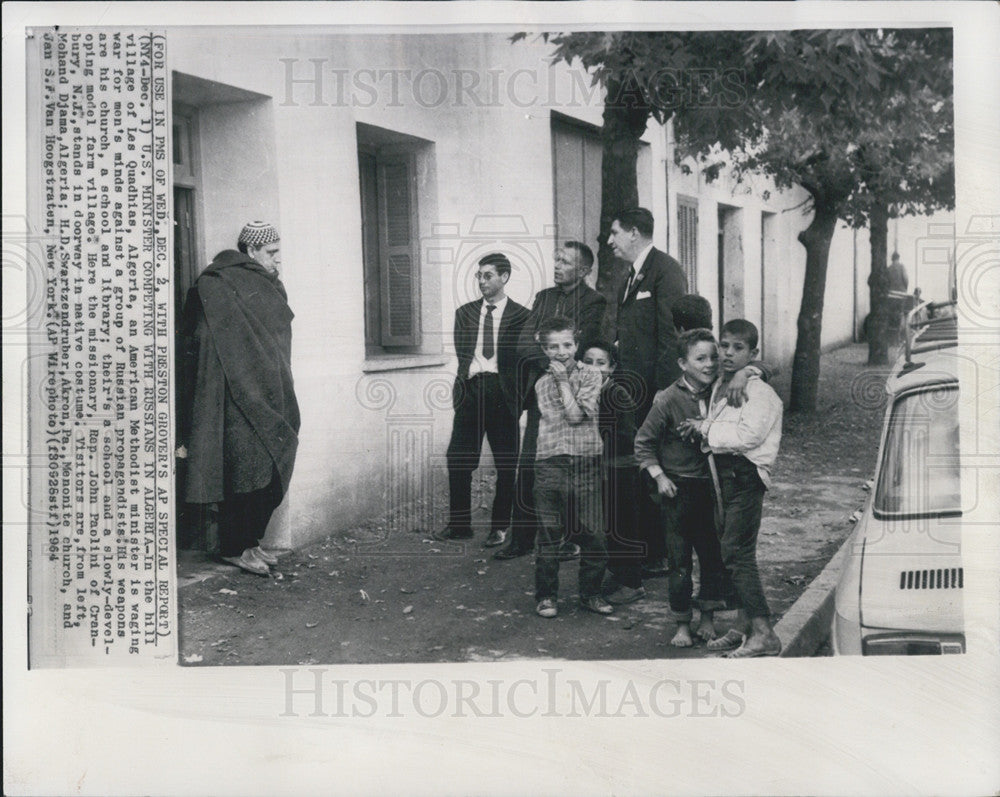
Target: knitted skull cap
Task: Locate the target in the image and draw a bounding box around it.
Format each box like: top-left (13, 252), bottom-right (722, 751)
top-left (238, 221), bottom-right (280, 248)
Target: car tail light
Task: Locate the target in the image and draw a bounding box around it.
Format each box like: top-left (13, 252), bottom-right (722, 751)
top-left (862, 634), bottom-right (965, 655)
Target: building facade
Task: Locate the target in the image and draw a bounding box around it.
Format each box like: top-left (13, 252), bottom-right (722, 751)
top-left (166, 30), bottom-right (949, 550)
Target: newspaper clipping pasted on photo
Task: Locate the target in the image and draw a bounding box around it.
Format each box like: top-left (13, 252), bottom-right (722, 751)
top-left (26, 28), bottom-right (176, 666)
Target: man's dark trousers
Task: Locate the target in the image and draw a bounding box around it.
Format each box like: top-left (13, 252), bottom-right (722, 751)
top-left (508, 399), bottom-right (541, 551)
top-left (445, 372), bottom-right (519, 534)
top-left (605, 463), bottom-right (644, 589)
top-left (217, 470), bottom-right (283, 558)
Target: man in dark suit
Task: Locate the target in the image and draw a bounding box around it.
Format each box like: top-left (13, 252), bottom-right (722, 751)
top-left (608, 207), bottom-right (688, 578)
top-left (435, 253), bottom-right (529, 546)
top-left (494, 241), bottom-right (607, 560)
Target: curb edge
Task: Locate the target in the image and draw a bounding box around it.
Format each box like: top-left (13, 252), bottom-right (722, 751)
top-left (775, 530), bottom-right (855, 657)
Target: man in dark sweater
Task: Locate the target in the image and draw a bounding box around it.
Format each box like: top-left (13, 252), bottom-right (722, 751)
top-left (494, 241), bottom-right (607, 560)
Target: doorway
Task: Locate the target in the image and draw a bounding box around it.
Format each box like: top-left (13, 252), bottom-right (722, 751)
top-left (717, 204), bottom-right (744, 330)
top-left (760, 211), bottom-right (778, 359)
top-left (172, 106), bottom-right (214, 551)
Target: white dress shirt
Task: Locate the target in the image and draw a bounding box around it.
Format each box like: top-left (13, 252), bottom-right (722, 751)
top-left (468, 295), bottom-right (508, 377)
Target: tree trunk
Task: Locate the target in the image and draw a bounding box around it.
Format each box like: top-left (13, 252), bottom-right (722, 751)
top-left (595, 76), bottom-right (651, 339)
top-left (866, 202), bottom-right (892, 364)
top-left (789, 200), bottom-right (840, 412)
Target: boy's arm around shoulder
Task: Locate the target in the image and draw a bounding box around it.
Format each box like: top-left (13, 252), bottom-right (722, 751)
top-left (748, 359), bottom-right (775, 383)
top-left (706, 378), bottom-right (782, 453)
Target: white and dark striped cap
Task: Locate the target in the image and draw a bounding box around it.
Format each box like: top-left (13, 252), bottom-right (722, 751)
top-left (238, 221), bottom-right (279, 248)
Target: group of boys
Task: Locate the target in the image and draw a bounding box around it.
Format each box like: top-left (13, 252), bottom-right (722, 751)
top-left (437, 216), bottom-right (784, 658)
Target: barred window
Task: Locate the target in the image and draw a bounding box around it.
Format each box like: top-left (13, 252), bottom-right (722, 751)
top-left (676, 195), bottom-right (698, 289)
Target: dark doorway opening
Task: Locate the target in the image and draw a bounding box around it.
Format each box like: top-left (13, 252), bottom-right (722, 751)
top-left (172, 106), bottom-right (216, 553)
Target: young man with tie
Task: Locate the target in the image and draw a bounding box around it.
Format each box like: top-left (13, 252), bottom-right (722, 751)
top-left (435, 253), bottom-right (529, 545)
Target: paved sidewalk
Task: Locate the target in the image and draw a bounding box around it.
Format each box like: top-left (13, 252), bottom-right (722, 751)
top-left (178, 344), bottom-right (885, 665)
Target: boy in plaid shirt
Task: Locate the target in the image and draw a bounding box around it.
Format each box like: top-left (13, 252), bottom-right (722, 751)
top-left (532, 316), bottom-right (611, 618)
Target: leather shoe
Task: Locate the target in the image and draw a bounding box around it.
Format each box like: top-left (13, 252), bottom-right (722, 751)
top-left (536, 598), bottom-right (558, 618)
top-left (221, 549), bottom-right (270, 576)
top-left (433, 526), bottom-right (473, 541)
top-left (483, 528), bottom-right (508, 548)
top-left (493, 544), bottom-right (530, 560)
top-left (580, 596), bottom-right (614, 615)
top-left (605, 585), bottom-right (646, 605)
top-left (557, 541), bottom-right (581, 561)
top-left (253, 546), bottom-right (279, 566)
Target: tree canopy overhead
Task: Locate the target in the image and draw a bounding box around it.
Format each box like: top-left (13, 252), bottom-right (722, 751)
top-left (519, 28), bottom-right (954, 410)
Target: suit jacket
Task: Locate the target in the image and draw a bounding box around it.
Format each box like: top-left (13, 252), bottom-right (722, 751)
top-left (453, 297), bottom-right (529, 416)
top-left (613, 246), bottom-right (688, 398)
top-left (516, 281), bottom-right (608, 404)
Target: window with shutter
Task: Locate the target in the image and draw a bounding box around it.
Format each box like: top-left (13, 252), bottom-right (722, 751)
top-left (551, 112), bottom-right (650, 273)
top-left (677, 195), bottom-right (699, 290)
top-left (378, 156), bottom-right (420, 346)
top-left (358, 130), bottom-right (425, 353)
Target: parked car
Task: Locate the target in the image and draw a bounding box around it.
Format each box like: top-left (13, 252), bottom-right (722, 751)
top-left (831, 300), bottom-right (964, 655)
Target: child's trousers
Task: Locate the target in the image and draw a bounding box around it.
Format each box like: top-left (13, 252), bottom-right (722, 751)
top-left (534, 455), bottom-right (606, 601)
top-left (715, 454), bottom-right (770, 620)
top-left (660, 477), bottom-right (731, 622)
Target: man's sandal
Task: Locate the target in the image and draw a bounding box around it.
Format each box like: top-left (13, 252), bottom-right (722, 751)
top-left (723, 640), bottom-right (783, 658)
top-left (253, 546), bottom-right (279, 566)
top-left (706, 629), bottom-right (745, 652)
top-left (221, 550), bottom-right (270, 576)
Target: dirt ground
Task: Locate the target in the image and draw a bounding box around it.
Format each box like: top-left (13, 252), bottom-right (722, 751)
top-left (178, 344), bottom-right (886, 665)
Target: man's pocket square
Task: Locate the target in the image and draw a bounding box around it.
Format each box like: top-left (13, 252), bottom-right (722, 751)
top-left (635, 291), bottom-right (652, 300)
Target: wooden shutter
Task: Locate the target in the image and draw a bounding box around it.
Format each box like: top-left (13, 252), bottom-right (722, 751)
top-left (552, 116), bottom-right (602, 250)
top-left (378, 153), bottom-right (420, 346)
top-left (677, 196), bottom-right (699, 289)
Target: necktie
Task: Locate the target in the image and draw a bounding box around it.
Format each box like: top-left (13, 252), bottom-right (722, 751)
top-left (482, 304), bottom-right (496, 359)
top-left (622, 269), bottom-right (636, 304)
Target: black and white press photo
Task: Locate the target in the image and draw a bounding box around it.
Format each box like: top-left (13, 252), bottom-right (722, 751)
top-left (4, 2), bottom-right (999, 795)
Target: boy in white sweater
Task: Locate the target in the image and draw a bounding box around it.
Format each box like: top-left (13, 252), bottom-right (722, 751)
top-left (679, 319), bottom-right (783, 657)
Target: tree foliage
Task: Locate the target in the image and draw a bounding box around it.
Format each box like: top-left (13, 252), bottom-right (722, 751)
top-left (516, 28), bottom-right (953, 410)
top-left (843, 30), bottom-right (954, 364)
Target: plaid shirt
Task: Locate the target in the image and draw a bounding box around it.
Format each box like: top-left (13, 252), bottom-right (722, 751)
top-left (535, 361), bottom-right (603, 460)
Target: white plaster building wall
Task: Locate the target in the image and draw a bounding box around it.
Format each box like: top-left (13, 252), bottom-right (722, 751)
top-left (168, 31), bottom-right (599, 547)
top-left (196, 100), bottom-right (279, 257)
top-left (763, 207), bottom-right (802, 366)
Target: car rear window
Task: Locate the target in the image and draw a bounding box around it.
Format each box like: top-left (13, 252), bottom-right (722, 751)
top-left (875, 386), bottom-right (961, 517)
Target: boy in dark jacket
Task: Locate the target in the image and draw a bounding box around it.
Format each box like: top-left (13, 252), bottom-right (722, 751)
top-left (581, 341), bottom-right (645, 605)
top-left (634, 329), bottom-right (731, 646)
